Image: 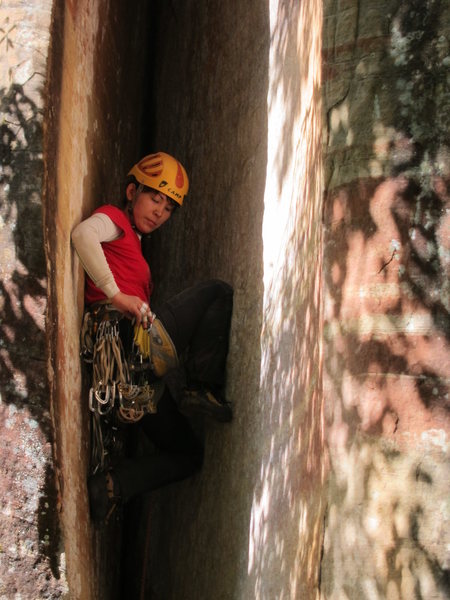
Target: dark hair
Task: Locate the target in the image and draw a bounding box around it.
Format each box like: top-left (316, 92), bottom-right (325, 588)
top-left (122, 174), bottom-right (140, 206)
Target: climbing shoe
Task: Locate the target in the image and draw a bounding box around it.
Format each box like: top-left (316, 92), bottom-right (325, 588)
top-left (87, 470), bottom-right (121, 524)
top-left (179, 387), bottom-right (233, 423)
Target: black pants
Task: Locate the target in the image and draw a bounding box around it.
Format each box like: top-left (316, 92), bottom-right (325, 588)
top-left (115, 280), bottom-right (233, 502)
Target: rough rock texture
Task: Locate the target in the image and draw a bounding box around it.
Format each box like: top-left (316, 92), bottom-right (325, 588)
top-left (1, 0), bottom-right (448, 598)
top-left (322, 0), bottom-right (450, 598)
top-left (142, 1), bottom-right (325, 598)
top-left (0, 1), bottom-right (66, 597)
top-left (43, 1), bottom-right (150, 598)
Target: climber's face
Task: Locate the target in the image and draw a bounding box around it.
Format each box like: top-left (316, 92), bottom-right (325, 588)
top-left (126, 183), bottom-right (175, 234)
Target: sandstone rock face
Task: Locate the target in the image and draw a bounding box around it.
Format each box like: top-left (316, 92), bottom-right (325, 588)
top-left (143, 1), bottom-right (325, 598)
top-left (43, 1), bottom-right (150, 598)
top-left (322, 0), bottom-right (450, 598)
top-left (1, 0), bottom-right (448, 598)
top-left (1, 0), bottom-right (150, 597)
top-left (0, 1), bottom-right (67, 597)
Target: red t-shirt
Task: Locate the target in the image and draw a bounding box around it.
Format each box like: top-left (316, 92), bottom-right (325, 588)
top-left (84, 205), bottom-right (152, 305)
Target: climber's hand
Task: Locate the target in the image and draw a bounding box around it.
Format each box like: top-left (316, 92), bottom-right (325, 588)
top-left (110, 292), bottom-right (152, 327)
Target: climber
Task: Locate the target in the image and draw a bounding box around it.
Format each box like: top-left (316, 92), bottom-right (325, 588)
top-left (72, 151), bottom-right (233, 522)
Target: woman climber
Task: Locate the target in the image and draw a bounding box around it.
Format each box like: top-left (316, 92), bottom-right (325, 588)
top-left (72, 151), bottom-right (233, 523)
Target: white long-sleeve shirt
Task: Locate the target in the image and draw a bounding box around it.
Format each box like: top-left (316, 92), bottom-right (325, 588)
top-left (71, 212), bottom-right (123, 299)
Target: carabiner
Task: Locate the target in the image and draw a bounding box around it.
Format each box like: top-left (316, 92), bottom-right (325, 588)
top-left (95, 383), bottom-right (110, 405)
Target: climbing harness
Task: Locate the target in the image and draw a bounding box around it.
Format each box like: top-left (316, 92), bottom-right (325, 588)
top-left (81, 304), bottom-right (176, 473)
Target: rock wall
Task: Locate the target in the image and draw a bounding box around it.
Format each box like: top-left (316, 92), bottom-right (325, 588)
top-left (143, 1), bottom-right (324, 598)
top-left (1, 0), bottom-right (448, 598)
top-left (0, 1), bottom-right (66, 596)
top-left (44, 0), bottom-right (149, 598)
top-left (322, 0), bottom-right (450, 598)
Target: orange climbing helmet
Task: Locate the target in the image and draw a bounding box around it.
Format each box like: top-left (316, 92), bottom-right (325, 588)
top-left (128, 152), bottom-right (189, 206)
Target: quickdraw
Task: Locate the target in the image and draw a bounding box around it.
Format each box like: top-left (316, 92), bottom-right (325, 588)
top-left (90, 318), bottom-right (130, 415)
top-left (81, 305), bottom-right (166, 474)
top-left (84, 308), bottom-right (166, 420)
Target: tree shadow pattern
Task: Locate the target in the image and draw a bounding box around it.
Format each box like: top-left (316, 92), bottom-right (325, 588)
top-left (0, 83), bottom-right (63, 593)
top-left (322, 0), bottom-right (449, 598)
